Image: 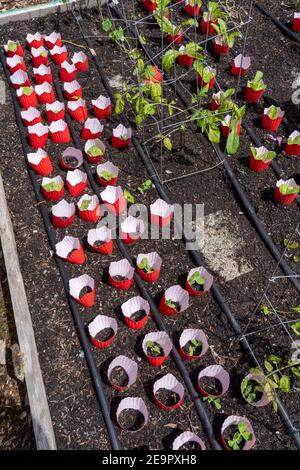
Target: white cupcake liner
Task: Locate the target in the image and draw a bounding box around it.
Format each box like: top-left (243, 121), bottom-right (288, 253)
top-left (164, 285), bottom-right (189, 312)
top-left (60, 60), bottom-right (77, 74)
top-left (35, 82), bottom-right (53, 97)
top-left (221, 415), bottom-right (256, 450)
top-left (276, 178), bottom-right (298, 189)
top-left (288, 130), bottom-right (300, 142)
top-left (113, 123), bottom-right (132, 140)
top-left (10, 70), bottom-right (29, 87)
top-left (51, 199), bottom-right (75, 218)
top-left (27, 32), bottom-right (43, 46)
top-left (179, 329), bottom-right (209, 358)
top-left (55, 236), bottom-right (81, 258)
top-left (85, 138), bottom-right (105, 156)
top-left (50, 45), bottom-right (67, 57)
top-left (83, 118), bottom-right (103, 135)
top-left (150, 198), bottom-right (174, 218)
top-left (69, 274), bottom-right (94, 300)
top-left (142, 331), bottom-right (172, 357)
top-left (187, 267), bottom-right (213, 292)
top-left (21, 107), bottom-right (41, 124)
top-left (77, 194), bottom-right (99, 212)
top-left (88, 314), bottom-right (118, 340)
top-left (172, 431), bottom-right (206, 450)
top-left (4, 40), bottom-right (22, 54)
top-left (96, 161), bottom-right (119, 179)
top-left (71, 51), bottom-right (88, 66)
top-left (233, 54), bottom-right (251, 70)
top-left (67, 99), bottom-right (86, 112)
top-left (44, 32), bottom-right (61, 46)
top-left (42, 175), bottom-right (63, 190)
top-left (31, 46), bottom-right (48, 58)
top-left (33, 64), bottom-right (51, 77)
top-left (241, 373), bottom-right (272, 407)
top-left (198, 365), bottom-right (230, 396)
top-left (294, 12), bottom-right (300, 19)
top-left (121, 296), bottom-right (150, 319)
top-left (107, 355), bottom-right (138, 389)
top-left (66, 169), bottom-right (87, 187)
top-left (109, 259), bottom-right (134, 279)
top-left (62, 147), bottom-right (83, 167)
top-left (120, 216), bottom-right (145, 237)
top-left (87, 227), bottom-right (112, 247)
top-left (100, 185), bottom-right (123, 204)
top-left (136, 252), bottom-right (162, 271)
top-left (116, 397), bottom-right (148, 432)
top-left (63, 80), bottom-right (81, 95)
top-left (28, 122), bottom-right (48, 137)
top-left (27, 148), bottom-right (47, 165)
top-left (264, 106), bottom-right (285, 119)
top-left (92, 95), bottom-right (111, 110)
top-left (48, 119), bottom-right (68, 133)
top-left (46, 100), bottom-right (65, 113)
top-left (7, 55), bottom-right (24, 69)
top-left (153, 373), bottom-right (184, 401)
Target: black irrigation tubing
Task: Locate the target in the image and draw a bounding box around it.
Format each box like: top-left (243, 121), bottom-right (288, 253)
top-left (73, 9), bottom-right (300, 449)
top-left (50, 49), bottom-right (221, 452)
top-left (255, 3), bottom-right (300, 45)
top-left (0, 50), bottom-right (121, 451)
top-left (107, 4), bottom-right (300, 296)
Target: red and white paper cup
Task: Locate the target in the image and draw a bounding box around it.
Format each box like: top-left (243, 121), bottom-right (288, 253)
top-left (220, 115), bottom-right (242, 138)
top-left (66, 169), bottom-right (87, 197)
top-left (100, 185), bottom-right (126, 215)
top-left (262, 106), bottom-right (285, 132)
top-left (121, 296), bottom-right (150, 330)
top-left (71, 51), bottom-right (89, 72)
top-left (150, 199), bottom-right (174, 226)
top-left (179, 329), bottom-right (209, 362)
top-left (112, 124), bottom-right (132, 148)
top-left (84, 139), bottom-right (106, 163)
top-left (92, 95), bottom-right (111, 119)
top-left (59, 61), bottom-right (77, 82)
top-left (231, 54), bottom-right (251, 77)
top-left (185, 1), bottom-right (200, 17)
top-left (159, 285), bottom-right (189, 317)
top-left (221, 415), bottom-right (256, 450)
top-left (33, 64), bottom-right (53, 84)
top-left (27, 148), bottom-right (53, 176)
top-left (31, 46), bottom-right (48, 67)
top-left (153, 373), bottom-right (184, 410)
top-left (185, 267), bottom-right (213, 297)
top-left (116, 397), bottom-right (148, 432)
top-left (60, 147), bottom-right (83, 170)
top-left (35, 82), bottom-right (55, 104)
top-left (21, 107), bottom-right (42, 127)
top-left (245, 86), bottom-right (265, 103)
top-left (241, 372), bottom-right (272, 408)
top-left (96, 161), bottom-right (119, 186)
top-left (198, 67), bottom-right (216, 89)
top-left (67, 99), bottom-right (88, 122)
top-left (46, 101), bottom-right (65, 122)
top-left (197, 365), bottom-right (230, 398)
top-left (108, 258), bottom-right (135, 290)
top-left (88, 315), bottom-right (118, 348)
top-left (28, 123), bottom-right (49, 149)
top-left (77, 194), bottom-right (100, 223)
top-left (49, 119), bottom-right (70, 144)
top-left (51, 199), bottom-right (75, 228)
top-left (63, 80), bottom-right (82, 101)
top-left (249, 146), bottom-right (274, 172)
top-left (50, 45), bottom-right (68, 65)
top-left (81, 118), bottom-right (103, 141)
top-left (293, 12), bottom-right (300, 32)
top-left (120, 216), bottom-right (144, 245)
top-left (6, 55), bottom-right (26, 74)
top-left (136, 252), bottom-right (162, 283)
top-left (44, 32), bottom-right (62, 50)
top-left (213, 37), bottom-right (230, 55)
top-left (201, 16), bottom-right (217, 35)
top-left (107, 355), bottom-right (138, 392)
top-left (17, 86), bottom-right (38, 109)
top-left (285, 131), bottom-right (300, 156)
top-left (87, 226), bottom-right (113, 255)
top-left (26, 32), bottom-right (44, 50)
top-left (274, 178), bottom-right (299, 205)
top-left (69, 274), bottom-right (95, 308)
top-left (10, 70), bottom-right (30, 89)
top-left (55, 236), bottom-right (85, 265)
top-left (41, 175), bottom-right (64, 201)
top-left (172, 431), bottom-right (206, 450)
top-left (142, 331), bottom-right (172, 367)
top-left (4, 40), bottom-right (24, 57)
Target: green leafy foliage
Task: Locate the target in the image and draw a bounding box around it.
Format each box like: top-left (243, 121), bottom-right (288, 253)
top-left (102, 18), bottom-right (112, 32)
top-left (7, 41), bottom-right (18, 52)
top-left (291, 321), bottom-right (300, 336)
top-left (124, 189), bottom-right (135, 204)
top-left (279, 183), bottom-right (299, 195)
top-left (80, 199), bottom-right (91, 211)
top-left (146, 341), bottom-right (161, 355)
top-left (284, 239), bottom-right (299, 250)
top-left (163, 137), bottom-right (172, 151)
top-left (42, 181), bottom-right (62, 192)
top-left (260, 304), bottom-right (271, 316)
top-left (212, 18), bottom-right (241, 48)
top-left (100, 170), bottom-right (116, 182)
top-left (88, 145), bottom-right (102, 157)
top-left (227, 421), bottom-right (253, 450)
top-left (251, 146), bottom-right (276, 162)
top-left (165, 299), bottom-right (177, 310)
top-left (109, 27), bottom-right (125, 44)
top-left (248, 71), bottom-right (266, 91)
top-left (187, 338), bottom-right (202, 356)
top-left (22, 86), bottom-right (33, 96)
top-left (138, 258), bottom-right (154, 273)
top-left (138, 179), bottom-right (153, 195)
top-left (189, 271), bottom-right (205, 286)
top-left (203, 395), bottom-right (222, 409)
top-left (203, 1), bottom-right (228, 22)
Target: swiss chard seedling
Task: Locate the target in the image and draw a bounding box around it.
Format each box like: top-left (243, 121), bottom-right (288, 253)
top-left (138, 258), bottom-right (154, 273)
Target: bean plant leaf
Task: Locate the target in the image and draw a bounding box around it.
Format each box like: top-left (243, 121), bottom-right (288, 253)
top-left (102, 18), bottom-right (113, 32)
top-left (124, 189), bottom-right (135, 204)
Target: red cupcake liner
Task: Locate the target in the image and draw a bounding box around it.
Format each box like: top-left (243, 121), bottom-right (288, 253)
top-left (293, 18), bottom-right (300, 32)
top-left (68, 104), bottom-right (88, 122)
top-left (74, 289), bottom-right (95, 308)
top-left (18, 92), bottom-right (38, 109)
top-left (150, 212), bottom-right (173, 227)
top-left (41, 186), bottom-right (64, 201)
top-left (108, 274), bottom-right (133, 291)
top-left (136, 266), bottom-right (160, 283)
top-left (104, 196), bottom-right (126, 215)
top-left (66, 180), bottom-right (87, 197)
top-left (262, 115), bottom-right (283, 132)
top-left (28, 39), bottom-right (44, 50)
top-left (274, 187), bottom-right (297, 205)
top-left (7, 61), bottom-right (27, 74)
top-left (159, 295), bottom-right (180, 317)
top-left (77, 206), bottom-right (100, 223)
top-left (93, 104), bottom-right (111, 120)
top-left (97, 175), bottom-right (118, 187)
top-left (65, 246), bottom-right (85, 264)
top-left (231, 64), bottom-right (247, 77)
top-left (28, 154), bottom-right (53, 176)
top-left (60, 67), bottom-right (77, 82)
top-left (85, 153), bottom-right (104, 164)
top-left (90, 334), bottom-right (115, 349)
top-left (51, 213), bottom-right (75, 228)
top-left (211, 98), bottom-right (220, 111)
top-left (145, 353), bottom-right (168, 367)
top-left (124, 314), bottom-right (149, 331)
top-left (6, 44), bottom-right (24, 57)
top-left (249, 154), bottom-right (271, 173)
top-left (111, 136), bottom-right (131, 148)
top-left (201, 17), bottom-right (217, 35)
top-left (50, 128), bottom-right (71, 144)
top-left (167, 33), bottom-right (183, 45)
top-left (46, 109), bottom-right (65, 122)
top-left (245, 87), bottom-right (265, 103)
top-left (121, 232), bottom-right (142, 245)
top-left (185, 4), bottom-right (200, 16)
top-left (285, 143), bottom-right (300, 156)
top-left (144, 0), bottom-right (156, 11)
top-left (64, 87), bottom-right (82, 101)
top-left (91, 238), bottom-right (113, 255)
top-left (28, 133), bottom-right (48, 149)
top-left (198, 73), bottom-right (215, 90)
top-left (52, 51), bottom-right (68, 65)
top-left (220, 123), bottom-right (241, 138)
top-left (22, 115), bottom-right (42, 127)
top-left (37, 90), bottom-right (55, 104)
top-left (81, 128), bottom-right (102, 141)
top-left (177, 54), bottom-right (193, 67)
top-left (74, 58), bottom-right (89, 72)
top-left (45, 39), bottom-right (62, 50)
top-left (34, 72), bottom-right (53, 85)
top-left (153, 394), bottom-right (183, 411)
top-left (214, 42), bottom-right (230, 55)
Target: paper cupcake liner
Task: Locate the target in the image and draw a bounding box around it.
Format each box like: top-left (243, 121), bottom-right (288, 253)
top-left (72, 52), bottom-right (89, 72)
top-left (241, 373), bottom-right (272, 408)
top-left (107, 355), bottom-right (138, 392)
top-left (185, 267), bottom-right (213, 297)
top-left (27, 149), bottom-right (53, 176)
top-left (31, 55), bottom-right (48, 68)
top-left (34, 72), bottom-right (52, 85)
top-left (49, 121), bottom-right (71, 144)
top-left (221, 415), bottom-right (256, 450)
top-left (87, 227), bottom-right (113, 255)
top-left (293, 18), bottom-right (300, 32)
top-left (111, 136), bottom-right (131, 148)
top-left (46, 102), bottom-right (65, 122)
top-left (84, 138), bottom-right (105, 163)
top-left (262, 115), bottom-right (283, 132)
top-left (69, 274), bottom-right (95, 308)
top-left (5, 42), bottom-right (24, 57)
top-left (60, 147), bottom-right (83, 170)
top-left (93, 103), bottom-right (111, 120)
top-left (96, 161), bottom-right (119, 187)
top-left (120, 216), bottom-right (144, 245)
top-left (142, 331), bottom-right (172, 367)
top-left (116, 397), bottom-right (148, 432)
top-left (214, 41), bottom-right (230, 55)
top-left (44, 33), bottom-right (62, 50)
top-left (179, 329), bottom-right (209, 362)
top-left (77, 194), bottom-right (100, 223)
top-left (21, 107), bottom-right (42, 127)
top-left (108, 258), bottom-right (134, 291)
top-left (67, 100), bottom-right (88, 122)
top-left (88, 315), bottom-right (117, 348)
top-left (101, 186), bottom-right (126, 215)
top-left (201, 17), bottom-right (217, 35)
top-left (41, 175), bottom-right (64, 201)
top-left (63, 81), bottom-right (82, 101)
top-left (27, 33), bottom-right (44, 50)
top-left (197, 365), bottom-right (230, 398)
top-left (159, 285), bottom-right (189, 317)
top-left (167, 33), bottom-right (183, 45)
top-left (198, 73), bottom-right (215, 90)
top-left (245, 87), bottom-right (264, 103)
top-left (173, 431), bottom-right (206, 450)
top-left (10, 70), bottom-right (30, 89)
top-left (81, 118), bottom-right (103, 141)
top-left (28, 131), bottom-right (48, 150)
top-left (177, 54), bottom-right (193, 67)
top-left (55, 236), bottom-right (85, 265)
top-left (59, 61), bottom-right (77, 82)
top-left (7, 57), bottom-right (27, 74)
top-left (35, 84), bottom-right (55, 104)
top-left (144, 0), bottom-right (156, 12)
top-left (274, 187), bottom-right (297, 205)
top-left (285, 143), bottom-right (300, 156)
top-left (121, 296), bottom-right (150, 331)
top-left (249, 154), bottom-right (271, 173)
top-left (185, 4), bottom-right (200, 17)
top-left (17, 91), bottom-right (38, 109)
top-left (104, 196), bottom-right (126, 215)
top-left (231, 55), bottom-right (250, 77)
top-left (136, 252), bottom-right (162, 284)
top-left (51, 199), bottom-right (75, 228)
top-left (153, 373), bottom-right (184, 410)
top-left (51, 50), bottom-right (68, 65)
top-left (66, 169), bottom-right (87, 197)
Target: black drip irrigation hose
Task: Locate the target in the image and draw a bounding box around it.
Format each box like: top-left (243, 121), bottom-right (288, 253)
top-left (255, 3), bottom-right (300, 45)
top-left (73, 9), bottom-right (300, 449)
top-left (0, 51), bottom-right (121, 451)
top-left (49, 57), bottom-right (221, 450)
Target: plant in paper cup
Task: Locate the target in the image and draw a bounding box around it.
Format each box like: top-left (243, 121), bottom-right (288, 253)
top-left (71, 52), bottom-right (89, 72)
top-left (162, 42), bottom-right (203, 70)
top-left (77, 194), bottom-right (100, 222)
top-left (26, 32), bottom-right (44, 50)
top-left (33, 64), bottom-right (53, 85)
top-left (31, 46), bottom-right (48, 67)
top-left (27, 149), bottom-right (53, 176)
top-left (92, 95), bottom-right (112, 119)
top-left (85, 139), bottom-right (105, 163)
top-left (285, 130), bottom-right (300, 156)
top-left (50, 45), bottom-right (68, 66)
top-left (101, 186), bottom-right (126, 215)
top-left (41, 176), bottom-right (64, 201)
top-left (111, 124), bottom-right (132, 148)
top-left (159, 285), bottom-right (189, 316)
top-left (136, 252), bottom-right (162, 282)
top-left (193, 60), bottom-right (216, 89)
top-left (249, 146), bottom-right (276, 173)
top-left (10, 70), bottom-right (30, 90)
top-left (120, 216), bottom-right (144, 244)
top-left (179, 328), bottom-right (209, 361)
top-left (211, 88), bottom-right (235, 111)
top-left (223, 105), bottom-right (246, 155)
top-left (46, 101), bottom-right (65, 122)
top-left (221, 416), bottom-right (256, 450)
top-left (81, 118), bottom-right (103, 140)
top-left (17, 86), bottom-right (38, 109)
top-left (262, 105), bottom-right (285, 132)
top-left (212, 19), bottom-right (242, 55)
top-left (97, 162), bottom-right (119, 186)
top-left (143, 65), bottom-right (163, 84)
top-left (185, 0), bottom-right (202, 18)
top-left (185, 266), bottom-right (213, 296)
top-left (142, 331), bottom-right (172, 366)
top-left (245, 71), bottom-right (266, 103)
top-left (274, 178), bottom-right (299, 205)
top-left (202, 1), bottom-right (228, 35)
top-left (231, 54), bottom-right (251, 77)
top-left (153, 374), bottom-right (184, 410)
top-left (5, 40), bottom-right (24, 57)
top-left (35, 83), bottom-right (55, 104)
top-left (155, 14), bottom-right (198, 45)
top-left (225, 420), bottom-right (254, 450)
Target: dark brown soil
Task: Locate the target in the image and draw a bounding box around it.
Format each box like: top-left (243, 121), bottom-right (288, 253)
top-left (198, 376), bottom-right (223, 396)
top-left (155, 388), bottom-right (181, 407)
top-left (61, 155), bottom-right (79, 168)
top-left (109, 366), bottom-right (128, 388)
top-left (130, 309), bottom-right (147, 322)
top-left (79, 285), bottom-right (92, 298)
top-left (95, 328), bottom-right (114, 343)
top-left (113, 275), bottom-right (126, 281)
top-left (118, 408), bottom-right (145, 432)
